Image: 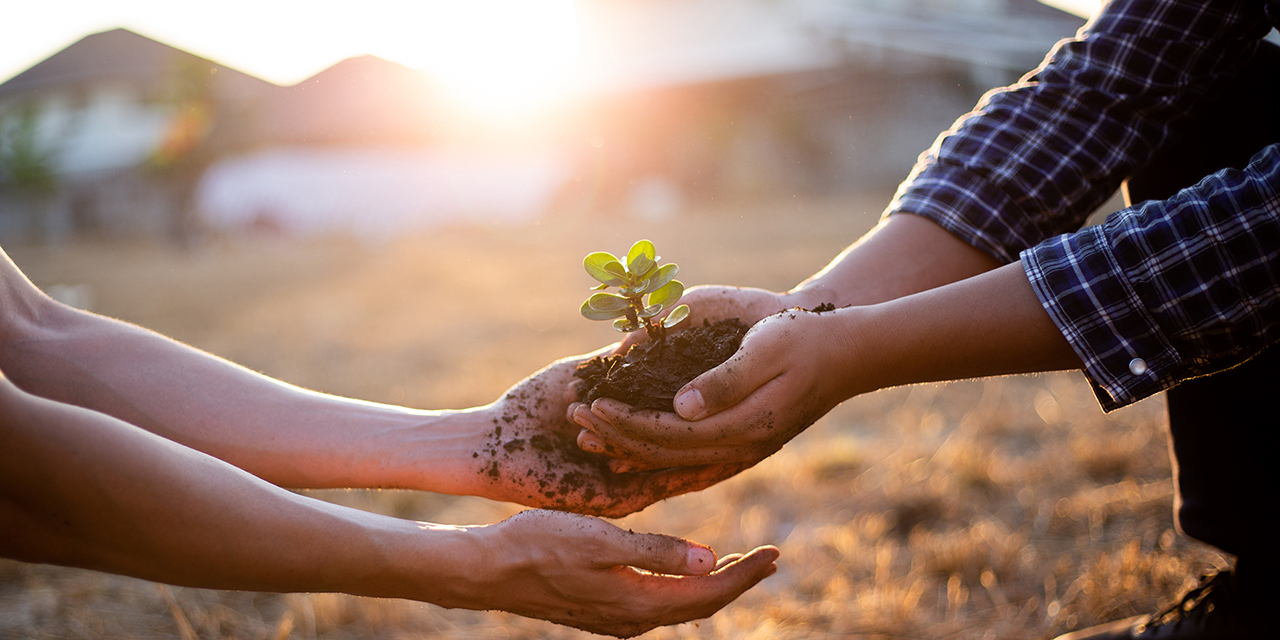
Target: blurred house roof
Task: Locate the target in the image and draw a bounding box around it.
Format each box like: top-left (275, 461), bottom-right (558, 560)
top-left (579, 0), bottom-right (1086, 94)
top-left (0, 28), bottom-right (274, 104)
top-left (256, 55), bottom-right (442, 146)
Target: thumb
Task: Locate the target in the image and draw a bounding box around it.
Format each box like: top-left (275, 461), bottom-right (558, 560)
top-left (674, 333), bottom-right (779, 420)
top-left (608, 530), bottom-right (718, 576)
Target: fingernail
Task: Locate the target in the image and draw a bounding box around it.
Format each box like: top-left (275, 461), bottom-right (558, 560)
top-left (674, 388), bottom-right (704, 419)
top-left (612, 461), bottom-right (635, 474)
top-left (572, 407), bottom-right (597, 430)
top-left (579, 435), bottom-right (605, 453)
top-left (687, 547), bottom-right (714, 572)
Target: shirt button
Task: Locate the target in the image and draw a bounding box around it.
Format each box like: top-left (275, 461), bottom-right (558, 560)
top-left (1129, 358), bottom-right (1148, 375)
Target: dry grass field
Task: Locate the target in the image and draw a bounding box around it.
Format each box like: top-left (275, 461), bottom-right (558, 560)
top-left (0, 194), bottom-right (1227, 639)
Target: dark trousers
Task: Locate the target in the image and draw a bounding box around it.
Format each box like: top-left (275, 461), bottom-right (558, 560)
top-left (1121, 41), bottom-right (1280, 575)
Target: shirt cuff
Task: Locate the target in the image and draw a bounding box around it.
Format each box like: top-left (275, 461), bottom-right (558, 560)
top-left (1021, 226), bottom-right (1183, 411)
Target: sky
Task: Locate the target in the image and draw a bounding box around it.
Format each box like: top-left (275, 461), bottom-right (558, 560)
top-left (0, 0), bottom-right (583, 115)
top-left (1, 1), bottom-right (1102, 116)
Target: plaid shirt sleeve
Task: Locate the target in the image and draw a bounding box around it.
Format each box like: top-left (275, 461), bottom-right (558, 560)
top-left (883, 0), bottom-right (1280, 410)
top-left (1024, 146), bottom-right (1280, 410)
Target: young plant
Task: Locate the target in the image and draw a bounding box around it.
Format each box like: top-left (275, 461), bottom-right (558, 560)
top-left (580, 239), bottom-right (690, 340)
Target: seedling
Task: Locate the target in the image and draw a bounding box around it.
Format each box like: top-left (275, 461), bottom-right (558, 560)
top-left (580, 239), bottom-right (690, 341)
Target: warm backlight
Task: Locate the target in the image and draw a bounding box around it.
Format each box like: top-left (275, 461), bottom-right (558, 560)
top-left (390, 0), bottom-right (582, 119)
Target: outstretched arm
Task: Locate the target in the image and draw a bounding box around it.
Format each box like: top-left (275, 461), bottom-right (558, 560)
top-left (617, 213), bottom-right (1002, 355)
top-left (0, 246), bottom-right (735, 515)
top-left (0, 373), bottom-right (778, 637)
top-left (0, 246), bottom-right (474, 492)
top-left (575, 261), bottom-right (1080, 468)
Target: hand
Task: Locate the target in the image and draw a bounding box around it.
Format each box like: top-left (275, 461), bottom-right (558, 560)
top-left (572, 307), bottom-right (863, 471)
top-left (567, 284), bottom-right (824, 472)
top-left (472, 347), bottom-right (756, 517)
top-left (613, 284), bottom-right (812, 354)
top-left (459, 509), bottom-right (780, 637)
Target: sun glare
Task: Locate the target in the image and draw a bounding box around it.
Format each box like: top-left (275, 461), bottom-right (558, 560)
top-left (388, 0), bottom-right (582, 119)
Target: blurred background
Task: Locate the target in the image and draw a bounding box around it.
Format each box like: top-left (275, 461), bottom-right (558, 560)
top-left (0, 1), bottom-right (1244, 639)
top-left (0, 0), bottom-right (1097, 244)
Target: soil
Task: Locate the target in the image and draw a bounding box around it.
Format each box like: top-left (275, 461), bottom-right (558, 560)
top-left (574, 318), bottom-right (750, 412)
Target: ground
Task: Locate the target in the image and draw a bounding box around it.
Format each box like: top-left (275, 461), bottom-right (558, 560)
top-left (0, 193), bottom-right (1225, 639)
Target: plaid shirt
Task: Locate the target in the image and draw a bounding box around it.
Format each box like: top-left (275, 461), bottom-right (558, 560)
top-left (885, 0), bottom-right (1280, 410)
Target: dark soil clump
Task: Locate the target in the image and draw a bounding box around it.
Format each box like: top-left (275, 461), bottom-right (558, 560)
top-left (574, 318), bottom-right (749, 412)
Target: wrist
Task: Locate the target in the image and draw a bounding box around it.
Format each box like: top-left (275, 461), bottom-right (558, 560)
top-left (348, 515), bottom-right (482, 607)
top-left (354, 407), bottom-right (493, 495)
top-left (400, 520), bottom-right (510, 611)
top-left (822, 306), bottom-right (882, 399)
top-left (783, 284), bottom-right (838, 310)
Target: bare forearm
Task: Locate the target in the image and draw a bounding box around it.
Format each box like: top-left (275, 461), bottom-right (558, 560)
top-left (0, 378), bottom-right (467, 599)
top-left (0, 302), bottom-right (483, 490)
top-left (790, 213), bottom-right (1003, 308)
top-left (845, 261), bottom-right (1080, 394)
top-left (0, 249), bottom-right (484, 490)
top-left (0, 377), bottom-right (782, 634)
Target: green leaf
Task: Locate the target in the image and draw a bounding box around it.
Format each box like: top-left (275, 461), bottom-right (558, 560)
top-left (647, 279), bottom-right (684, 310)
top-left (587, 292), bottom-right (632, 312)
top-left (614, 317), bottom-right (641, 332)
top-left (641, 263), bottom-right (678, 294)
top-left (637, 304), bottom-right (663, 318)
top-left (620, 279), bottom-right (650, 297)
top-left (605, 260), bottom-right (628, 280)
top-left (581, 299), bottom-right (628, 321)
top-left (640, 261), bottom-right (661, 281)
top-left (584, 252), bottom-right (626, 286)
top-left (662, 304), bottom-right (690, 328)
top-left (626, 240), bottom-right (656, 275)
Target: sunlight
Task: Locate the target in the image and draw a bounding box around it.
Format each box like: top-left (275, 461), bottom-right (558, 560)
top-left (387, 0), bottom-right (582, 119)
top-left (2, 0), bottom-right (585, 120)
top-left (1036, 0), bottom-right (1102, 18)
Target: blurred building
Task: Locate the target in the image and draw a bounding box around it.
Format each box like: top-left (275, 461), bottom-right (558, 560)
top-left (566, 0), bottom-right (1085, 208)
top-left (0, 28), bottom-right (275, 242)
top-left (0, 0), bottom-right (1085, 242)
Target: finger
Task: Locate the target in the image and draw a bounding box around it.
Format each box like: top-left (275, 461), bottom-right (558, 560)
top-left (566, 400), bottom-right (585, 425)
top-left (603, 529), bottom-right (718, 576)
top-left (564, 546), bottom-right (779, 637)
top-left (639, 462), bottom-right (753, 503)
top-left (581, 404), bottom-right (742, 471)
top-left (608, 458), bottom-right (654, 473)
top-left (571, 406), bottom-right (626, 457)
top-left (576, 428), bottom-right (607, 455)
top-left (636, 546), bottom-right (781, 624)
top-left (590, 398), bottom-right (755, 450)
top-left (620, 443), bottom-right (761, 469)
top-left (608, 457), bottom-right (686, 473)
top-left (672, 328), bottom-right (786, 420)
top-left (711, 546), bottom-right (780, 576)
top-left (714, 553), bottom-right (743, 571)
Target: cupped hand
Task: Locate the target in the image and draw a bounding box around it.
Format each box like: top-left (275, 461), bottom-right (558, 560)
top-left (473, 347), bottom-right (753, 517)
top-left (572, 307), bottom-right (864, 471)
top-left (466, 509), bottom-right (780, 638)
